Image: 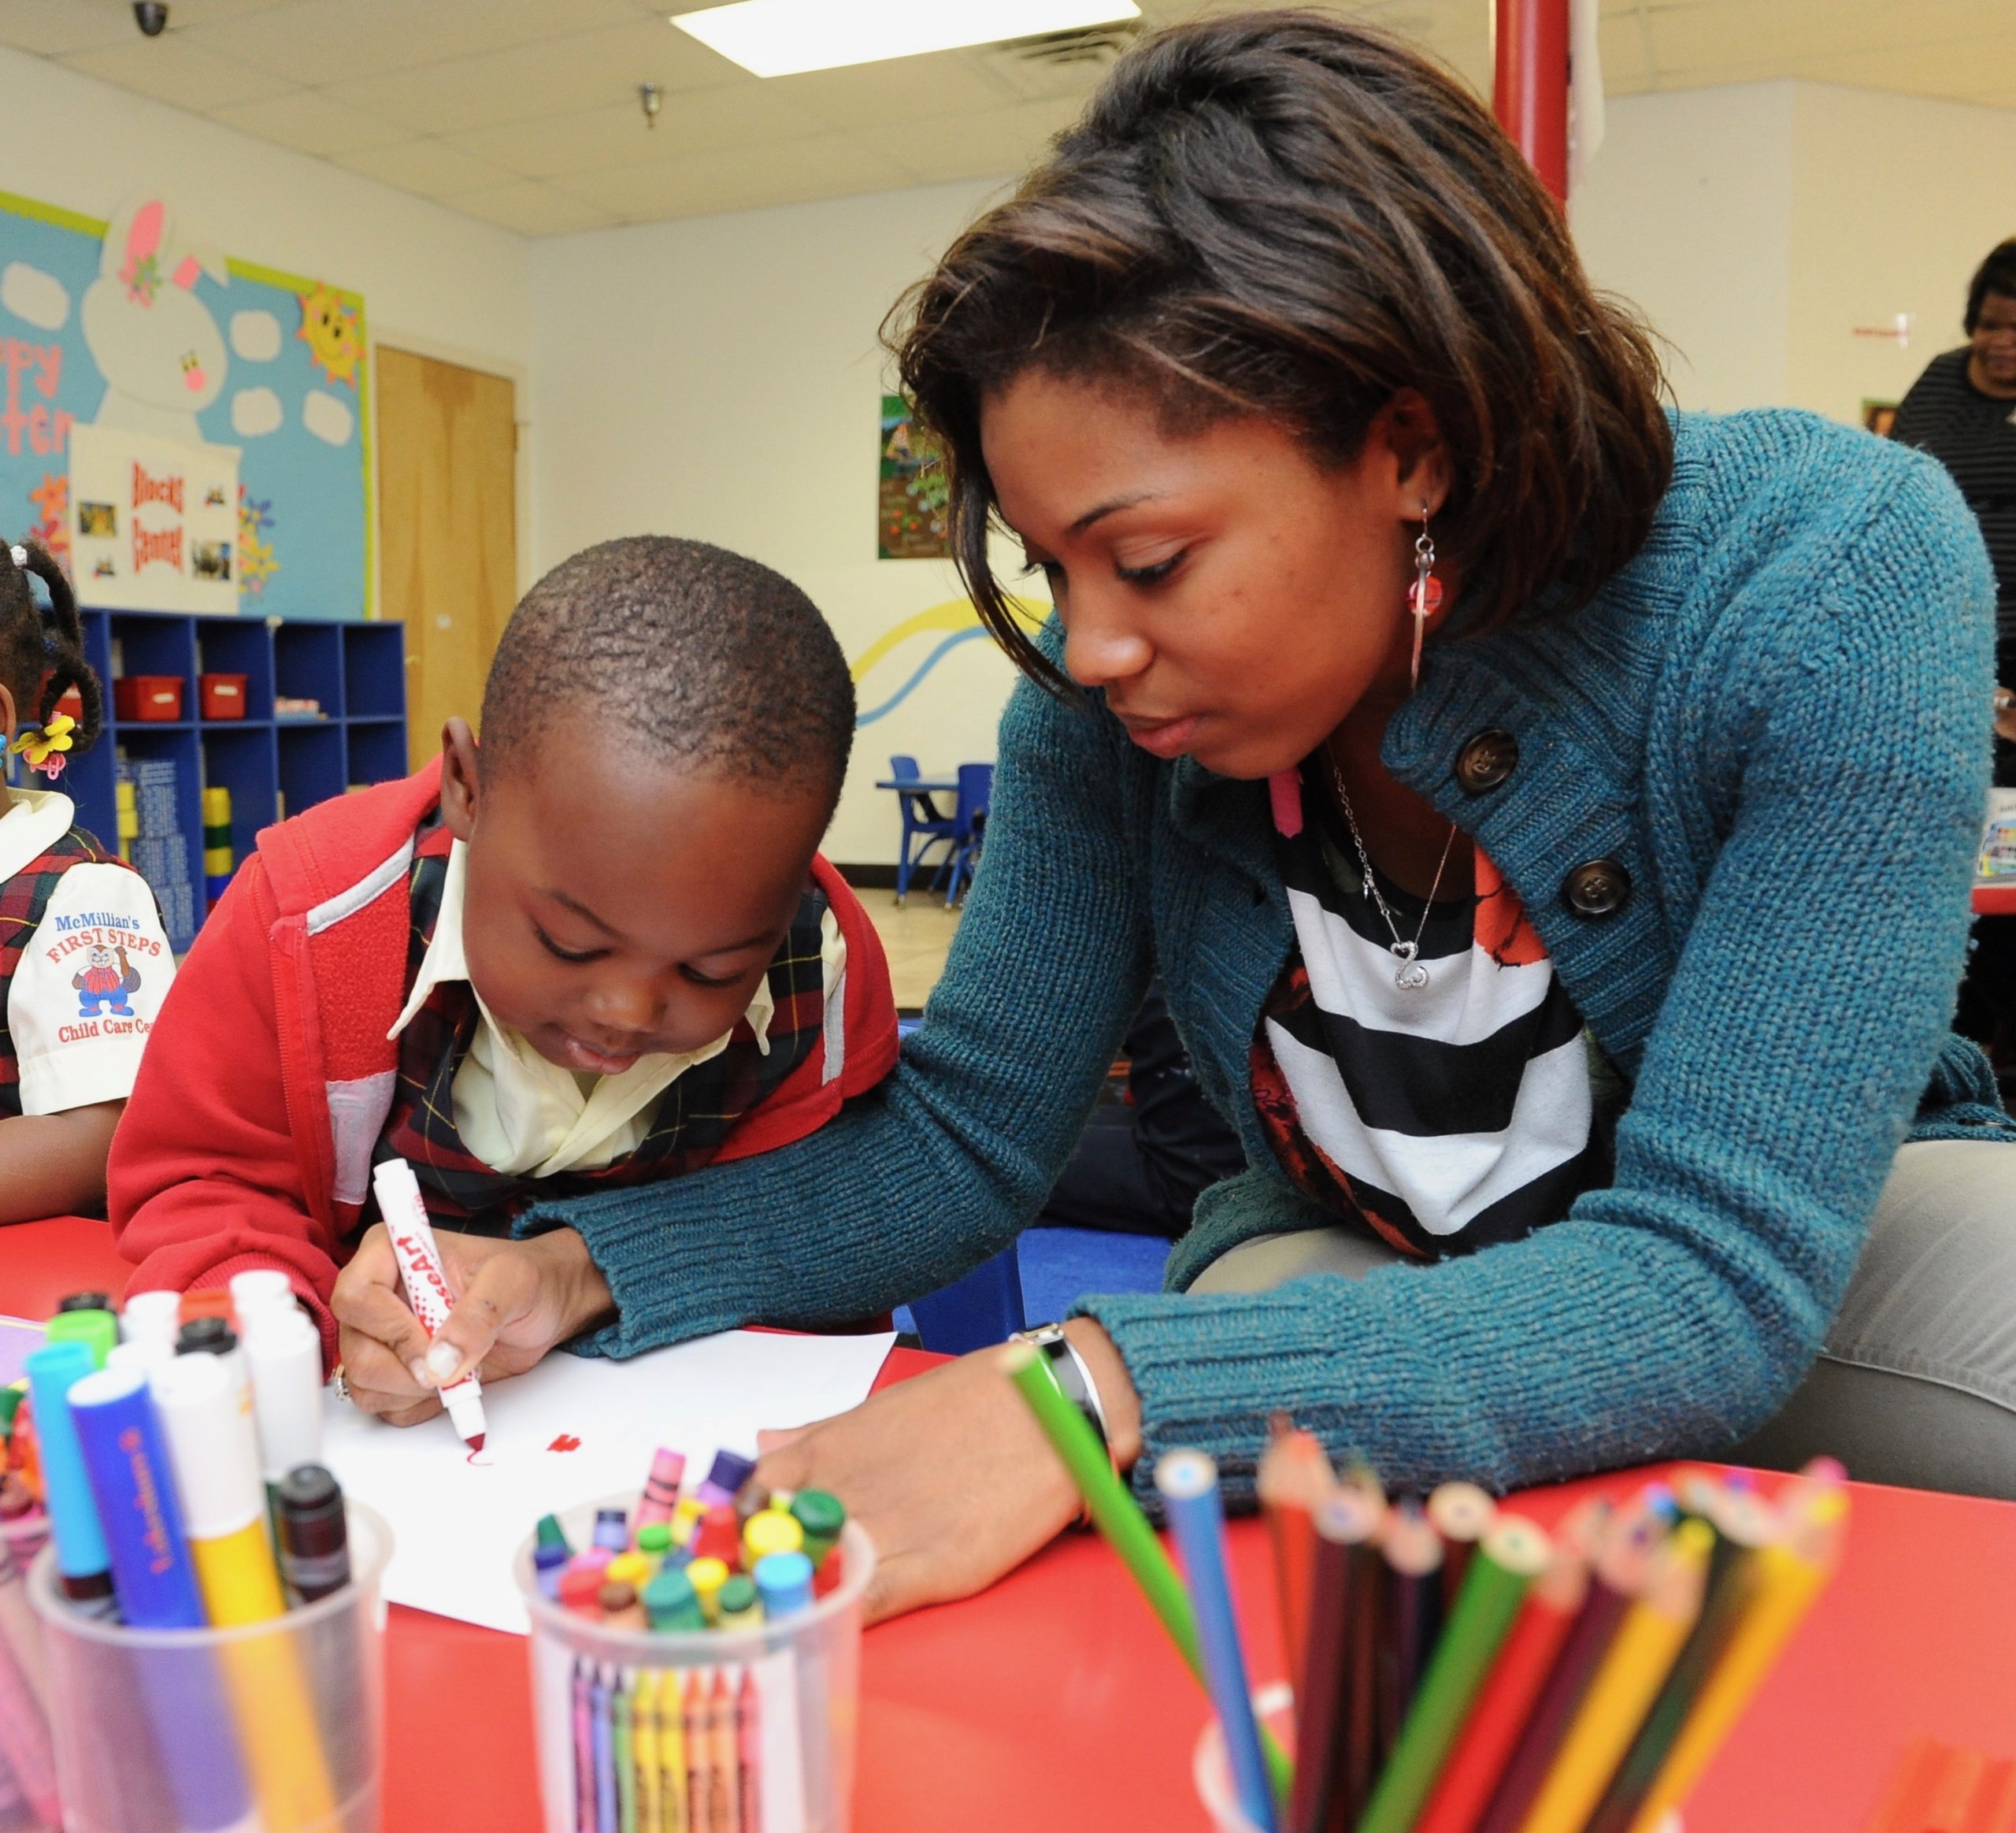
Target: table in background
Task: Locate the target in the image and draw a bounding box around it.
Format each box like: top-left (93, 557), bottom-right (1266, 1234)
top-left (8, 1218), bottom-right (2014, 1831)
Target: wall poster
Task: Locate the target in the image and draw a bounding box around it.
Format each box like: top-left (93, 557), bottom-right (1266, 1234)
top-left (877, 393), bottom-right (950, 561)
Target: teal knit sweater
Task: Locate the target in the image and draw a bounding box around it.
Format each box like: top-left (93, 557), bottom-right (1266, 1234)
top-left (524, 410), bottom-right (2014, 1504)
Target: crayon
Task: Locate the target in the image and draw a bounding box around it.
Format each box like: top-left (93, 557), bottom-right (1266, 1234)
top-left (634, 1670), bottom-right (662, 1833)
top-left (536, 1542), bottom-right (571, 1600)
top-left (692, 1504), bottom-right (740, 1568)
top-left (638, 1449), bottom-right (687, 1530)
top-left (662, 1668), bottom-right (690, 1833)
top-left (1288, 1487), bottom-right (1384, 1833)
top-left (1414, 1549), bottom-right (1591, 1833)
top-left (742, 1508), bottom-right (803, 1570)
top-left (737, 1668), bottom-right (762, 1833)
top-left (1158, 1450), bottom-right (1275, 1831)
top-left (562, 1564), bottom-right (610, 1616)
top-left (684, 1663), bottom-right (711, 1833)
top-left (1624, 1489), bottom-right (1847, 1833)
top-left (716, 1575), bottom-right (762, 1629)
top-left (23, 1341), bottom-right (118, 1619)
top-left (754, 1550), bottom-right (813, 1619)
top-left (593, 1666), bottom-right (617, 1833)
top-left (702, 1450), bottom-right (756, 1506)
top-left (1002, 1340), bottom-right (1294, 1801)
top-left (1379, 1499), bottom-right (1447, 1766)
top-left (1354, 1514), bottom-right (1554, 1833)
top-left (539, 1512), bottom-right (574, 1554)
top-left (1257, 1418), bottom-right (1332, 1698)
top-left (638, 1522), bottom-right (675, 1559)
top-left (607, 1551), bottom-right (656, 1593)
top-left (595, 1508), bottom-right (632, 1554)
top-left (710, 1670), bottom-right (739, 1833)
top-left (613, 1672), bottom-right (637, 1833)
top-left (646, 1565), bottom-right (707, 1633)
top-left (788, 1489), bottom-right (845, 1568)
top-left (573, 1660), bottom-right (597, 1833)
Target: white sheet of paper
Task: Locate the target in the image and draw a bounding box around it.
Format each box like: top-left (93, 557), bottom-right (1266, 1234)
top-left (319, 1329), bottom-right (894, 1634)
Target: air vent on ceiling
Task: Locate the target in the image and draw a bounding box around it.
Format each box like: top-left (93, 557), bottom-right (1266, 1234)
top-left (1000, 19), bottom-right (1143, 65)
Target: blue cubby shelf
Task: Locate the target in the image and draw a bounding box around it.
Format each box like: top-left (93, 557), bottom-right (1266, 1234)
top-left (32, 607), bottom-right (408, 945)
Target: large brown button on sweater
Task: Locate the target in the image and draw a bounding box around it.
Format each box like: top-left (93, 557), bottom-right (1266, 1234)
top-left (1455, 729), bottom-right (1518, 793)
top-left (1562, 857), bottom-right (1632, 918)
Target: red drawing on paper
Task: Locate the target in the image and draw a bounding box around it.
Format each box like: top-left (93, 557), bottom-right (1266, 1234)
top-left (547, 1434), bottom-right (582, 1453)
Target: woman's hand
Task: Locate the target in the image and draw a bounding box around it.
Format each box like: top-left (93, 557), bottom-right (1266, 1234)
top-left (1994, 686), bottom-right (2015, 744)
top-left (330, 1223), bottom-right (615, 1426)
top-left (755, 1319), bottom-right (1143, 1623)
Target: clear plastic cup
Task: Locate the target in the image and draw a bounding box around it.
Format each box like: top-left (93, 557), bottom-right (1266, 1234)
top-left (1194, 1684), bottom-right (1294, 1833)
top-left (514, 1492), bottom-right (876, 1833)
top-left (0, 1513), bottom-right (57, 1833)
top-left (26, 1502), bottom-right (391, 1833)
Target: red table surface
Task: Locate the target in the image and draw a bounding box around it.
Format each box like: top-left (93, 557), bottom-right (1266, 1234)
top-left (7, 1218), bottom-right (2014, 1831)
top-left (1977, 881), bottom-right (2016, 916)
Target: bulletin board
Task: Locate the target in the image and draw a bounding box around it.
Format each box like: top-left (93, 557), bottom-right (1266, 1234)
top-left (0, 188), bottom-right (371, 620)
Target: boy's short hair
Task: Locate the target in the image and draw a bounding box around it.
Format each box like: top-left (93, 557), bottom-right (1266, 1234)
top-left (480, 536), bottom-right (855, 801)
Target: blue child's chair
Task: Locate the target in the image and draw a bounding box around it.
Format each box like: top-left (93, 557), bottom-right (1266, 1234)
top-left (908, 1245), bottom-right (1027, 1353)
top-left (890, 755), bottom-right (959, 906)
top-left (942, 762), bottom-right (993, 907)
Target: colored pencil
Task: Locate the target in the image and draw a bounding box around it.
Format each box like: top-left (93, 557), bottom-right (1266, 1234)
top-left (1425, 1482), bottom-right (1496, 1616)
top-left (1473, 1490), bottom-right (1667, 1833)
top-left (1377, 1500), bottom-right (1445, 1769)
top-left (1412, 1547), bottom-right (1591, 1833)
top-left (1353, 1514), bottom-right (1554, 1833)
top-left (1002, 1341), bottom-right (1295, 1799)
top-left (1582, 1486), bottom-right (1780, 1833)
top-left (1623, 1488), bottom-right (1848, 1833)
top-left (1514, 1517), bottom-right (1714, 1833)
top-left (1158, 1450), bottom-right (1277, 1831)
top-left (1259, 1417), bottom-right (1335, 1700)
top-left (1287, 1488), bottom-right (1384, 1833)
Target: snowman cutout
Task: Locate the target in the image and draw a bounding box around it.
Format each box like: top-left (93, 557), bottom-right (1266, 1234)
top-left (80, 198), bottom-right (228, 446)
top-left (72, 941), bottom-right (141, 1019)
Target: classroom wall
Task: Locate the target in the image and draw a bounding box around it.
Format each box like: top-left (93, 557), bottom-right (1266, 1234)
top-left (1574, 80), bottom-right (2016, 425)
top-left (528, 177), bottom-right (1040, 869)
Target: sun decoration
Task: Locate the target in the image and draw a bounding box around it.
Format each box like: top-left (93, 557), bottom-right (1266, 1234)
top-left (296, 281), bottom-right (362, 388)
top-left (9, 712), bottom-right (76, 780)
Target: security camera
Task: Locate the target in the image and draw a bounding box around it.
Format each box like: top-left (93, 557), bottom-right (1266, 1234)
top-left (133, 2), bottom-right (169, 35)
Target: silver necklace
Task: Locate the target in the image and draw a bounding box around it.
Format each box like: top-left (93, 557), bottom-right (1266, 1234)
top-left (1326, 759), bottom-right (1459, 990)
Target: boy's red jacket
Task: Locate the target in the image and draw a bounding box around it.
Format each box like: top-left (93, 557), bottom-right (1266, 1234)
top-left (109, 761), bottom-right (899, 1356)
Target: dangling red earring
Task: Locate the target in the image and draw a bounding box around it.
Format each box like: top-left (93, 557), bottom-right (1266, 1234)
top-left (1409, 506), bottom-right (1442, 692)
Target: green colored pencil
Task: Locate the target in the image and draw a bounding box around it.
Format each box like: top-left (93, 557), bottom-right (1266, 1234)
top-left (1002, 1342), bottom-right (1293, 1802)
top-left (1353, 1514), bottom-right (1554, 1833)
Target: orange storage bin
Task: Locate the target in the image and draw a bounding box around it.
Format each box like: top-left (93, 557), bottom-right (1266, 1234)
top-left (199, 673), bottom-right (248, 720)
top-left (113, 675), bottom-right (184, 722)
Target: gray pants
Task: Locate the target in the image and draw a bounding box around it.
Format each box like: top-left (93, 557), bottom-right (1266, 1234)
top-left (1191, 1141), bottom-right (2016, 1500)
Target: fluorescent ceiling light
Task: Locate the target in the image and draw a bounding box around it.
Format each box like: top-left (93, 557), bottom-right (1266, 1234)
top-left (670, 0), bottom-right (1142, 79)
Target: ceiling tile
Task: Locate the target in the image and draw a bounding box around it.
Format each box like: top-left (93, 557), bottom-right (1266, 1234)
top-left (0, 0), bottom-right (155, 55)
top-left (554, 132), bottom-right (913, 223)
top-left (444, 83), bottom-right (828, 179)
top-left (1790, 30), bottom-right (2016, 98)
top-left (332, 136), bottom-right (506, 197)
top-left (854, 94), bottom-right (1090, 186)
top-left (208, 87), bottom-right (413, 155)
top-left (768, 49), bottom-right (1015, 132)
top-left (449, 178), bottom-right (617, 235)
top-left (320, 17), bottom-right (735, 135)
top-left (176, 0), bottom-right (647, 87)
top-left (59, 32), bottom-right (298, 110)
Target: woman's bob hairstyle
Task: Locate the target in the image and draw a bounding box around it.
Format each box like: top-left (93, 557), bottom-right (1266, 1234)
top-left (890, 9), bottom-right (1673, 692)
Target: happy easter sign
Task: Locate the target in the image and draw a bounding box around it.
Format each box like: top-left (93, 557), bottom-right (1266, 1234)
top-left (0, 189), bottom-right (369, 619)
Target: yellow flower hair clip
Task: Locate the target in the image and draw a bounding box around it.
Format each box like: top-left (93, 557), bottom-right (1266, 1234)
top-left (9, 711), bottom-right (75, 780)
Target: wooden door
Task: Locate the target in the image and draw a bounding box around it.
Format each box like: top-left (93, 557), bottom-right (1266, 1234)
top-left (376, 347), bottom-right (517, 771)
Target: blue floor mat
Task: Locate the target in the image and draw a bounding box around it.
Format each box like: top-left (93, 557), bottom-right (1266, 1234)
top-left (894, 1226), bottom-right (1170, 1339)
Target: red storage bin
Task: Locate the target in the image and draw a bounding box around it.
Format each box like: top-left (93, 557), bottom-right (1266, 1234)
top-left (113, 675), bottom-right (184, 722)
top-left (199, 673), bottom-right (248, 720)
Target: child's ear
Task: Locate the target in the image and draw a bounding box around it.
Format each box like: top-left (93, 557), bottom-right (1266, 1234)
top-left (439, 717), bottom-right (482, 841)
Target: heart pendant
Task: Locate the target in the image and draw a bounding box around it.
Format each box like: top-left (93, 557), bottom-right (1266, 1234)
top-left (1395, 959), bottom-right (1430, 990)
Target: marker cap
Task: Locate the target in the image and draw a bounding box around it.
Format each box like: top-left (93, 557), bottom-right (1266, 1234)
top-left (43, 1308), bottom-right (117, 1371)
top-left (149, 1350), bottom-right (265, 1539)
top-left (105, 1338), bottom-right (175, 1378)
top-left (118, 1289), bottom-right (184, 1347)
top-left (24, 1340), bottom-right (109, 1580)
top-left (56, 1291), bottom-right (112, 1314)
top-left (242, 1306), bottom-right (324, 1483)
top-left (67, 1365), bottom-right (206, 1629)
top-left (753, 1549), bottom-right (813, 1618)
top-left (228, 1267), bottom-right (296, 1325)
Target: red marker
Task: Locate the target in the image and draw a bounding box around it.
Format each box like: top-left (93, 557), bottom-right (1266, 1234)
top-left (372, 1157), bottom-right (487, 1453)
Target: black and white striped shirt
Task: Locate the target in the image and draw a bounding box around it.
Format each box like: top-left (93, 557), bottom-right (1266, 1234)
top-left (1893, 347), bottom-right (2016, 615)
top-left (1252, 783), bottom-right (1607, 1257)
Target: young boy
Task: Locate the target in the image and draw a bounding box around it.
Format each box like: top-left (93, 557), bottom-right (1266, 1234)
top-left (110, 538), bottom-right (897, 1401)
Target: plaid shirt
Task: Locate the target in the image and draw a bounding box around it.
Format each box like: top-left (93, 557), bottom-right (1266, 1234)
top-left (0, 826), bottom-right (126, 1120)
top-left (380, 844), bottom-right (832, 1230)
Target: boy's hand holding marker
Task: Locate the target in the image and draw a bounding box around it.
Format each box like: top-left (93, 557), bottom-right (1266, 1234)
top-left (330, 1211), bottom-right (613, 1426)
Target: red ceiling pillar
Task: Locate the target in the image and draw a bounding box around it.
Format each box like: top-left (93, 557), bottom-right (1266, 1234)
top-left (1492, 0), bottom-right (1571, 204)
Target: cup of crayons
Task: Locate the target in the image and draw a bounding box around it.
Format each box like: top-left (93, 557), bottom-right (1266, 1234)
top-left (512, 1449), bottom-right (873, 1833)
top-left (2, 1280), bottom-right (390, 1833)
top-left (1000, 1341), bottom-right (1848, 1833)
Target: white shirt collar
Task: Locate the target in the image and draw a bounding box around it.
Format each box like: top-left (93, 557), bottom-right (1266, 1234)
top-left (0, 790), bottom-right (77, 882)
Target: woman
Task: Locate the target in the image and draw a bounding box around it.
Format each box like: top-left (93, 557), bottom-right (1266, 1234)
top-left (1892, 237), bottom-right (2016, 783)
top-left (330, 13), bottom-right (2014, 1621)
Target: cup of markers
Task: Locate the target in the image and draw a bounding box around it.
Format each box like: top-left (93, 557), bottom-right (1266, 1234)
top-left (513, 1453), bottom-right (874, 1833)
